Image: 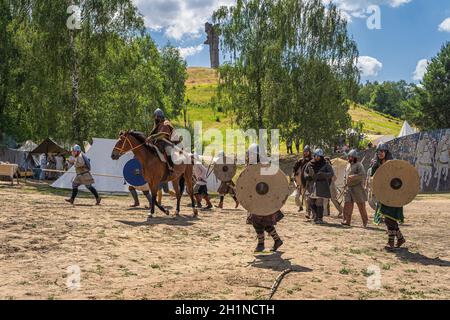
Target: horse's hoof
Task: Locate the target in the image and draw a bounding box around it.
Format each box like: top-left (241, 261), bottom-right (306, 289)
top-left (147, 215), bottom-right (153, 221)
top-left (175, 210), bottom-right (180, 216)
top-left (193, 209), bottom-right (198, 217)
top-left (165, 209), bottom-right (170, 216)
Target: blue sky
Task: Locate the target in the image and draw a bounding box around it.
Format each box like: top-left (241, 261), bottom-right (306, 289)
top-left (135, 0), bottom-right (450, 83)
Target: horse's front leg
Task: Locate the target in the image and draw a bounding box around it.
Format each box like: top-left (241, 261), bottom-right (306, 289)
top-left (148, 187), bottom-right (157, 220)
top-left (172, 178), bottom-right (181, 216)
top-left (185, 174), bottom-right (198, 217)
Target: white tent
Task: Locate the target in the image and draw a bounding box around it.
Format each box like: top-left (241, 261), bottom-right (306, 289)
top-left (52, 138), bottom-right (132, 193)
top-left (398, 121), bottom-right (416, 137)
top-left (51, 137), bottom-right (221, 194)
top-left (366, 134), bottom-right (395, 146)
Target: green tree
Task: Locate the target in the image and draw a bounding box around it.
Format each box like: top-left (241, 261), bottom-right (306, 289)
top-left (213, 0), bottom-right (359, 147)
top-left (408, 42), bottom-right (450, 129)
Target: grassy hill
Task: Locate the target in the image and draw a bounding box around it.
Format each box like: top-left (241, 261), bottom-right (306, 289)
top-left (180, 67), bottom-right (402, 138)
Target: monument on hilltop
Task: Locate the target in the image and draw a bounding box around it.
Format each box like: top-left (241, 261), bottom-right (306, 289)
top-left (204, 22), bottom-right (219, 69)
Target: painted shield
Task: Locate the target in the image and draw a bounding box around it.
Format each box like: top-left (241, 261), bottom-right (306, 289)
top-left (123, 158), bottom-right (147, 187)
top-left (213, 157), bottom-right (237, 182)
top-left (372, 160), bottom-right (420, 207)
top-left (236, 164), bottom-right (290, 216)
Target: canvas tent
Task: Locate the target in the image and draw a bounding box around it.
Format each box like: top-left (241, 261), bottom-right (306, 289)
top-left (52, 138), bottom-right (132, 193)
top-left (398, 121), bottom-right (416, 138)
top-left (31, 138), bottom-right (69, 155)
top-left (0, 147), bottom-right (37, 171)
top-left (52, 138), bottom-right (221, 194)
top-left (366, 134), bottom-right (395, 146)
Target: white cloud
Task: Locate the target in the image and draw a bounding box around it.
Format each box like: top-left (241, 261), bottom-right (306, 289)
top-left (178, 44), bottom-right (204, 59)
top-left (133, 0), bottom-right (234, 40)
top-left (133, 0), bottom-right (413, 40)
top-left (357, 56), bottom-right (383, 77)
top-left (324, 0), bottom-right (412, 20)
top-left (412, 59), bottom-right (429, 81)
top-left (438, 18), bottom-right (450, 33)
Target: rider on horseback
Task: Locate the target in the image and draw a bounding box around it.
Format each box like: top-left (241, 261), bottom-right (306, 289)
top-left (147, 108), bottom-right (175, 172)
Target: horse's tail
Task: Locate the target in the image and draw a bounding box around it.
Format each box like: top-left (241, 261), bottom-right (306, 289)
top-left (179, 175), bottom-right (185, 194)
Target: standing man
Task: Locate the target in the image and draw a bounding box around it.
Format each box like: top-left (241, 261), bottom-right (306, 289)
top-left (147, 108), bottom-right (175, 171)
top-left (286, 138), bottom-right (293, 155)
top-left (303, 148), bottom-right (334, 224)
top-left (341, 149), bottom-right (369, 227)
top-left (293, 146), bottom-right (312, 214)
top-left (65, 145), bottom-right (101, 205)
top-left (245, 144), bottom-right (284, 253)
top-left (39, 153), bottom-right (47, 180)
top-left (55, 153), bottom-right (66, 178)
top-left (370, 143), bottom-right (406, 250)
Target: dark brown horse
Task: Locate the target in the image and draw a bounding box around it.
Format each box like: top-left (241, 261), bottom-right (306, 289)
top-left (111, 130), bottom-right (198, 218)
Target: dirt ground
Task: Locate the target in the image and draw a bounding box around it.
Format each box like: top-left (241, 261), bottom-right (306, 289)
top-left (1, 181), bottom-right (449, 300)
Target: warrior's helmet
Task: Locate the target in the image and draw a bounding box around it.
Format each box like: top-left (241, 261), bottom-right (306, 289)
top-left (347, 149), bottom-right (359, 158)
top-left (376, 143), bottom-right (389, 152)
top-left (314, 148), bottom-right (324, 157)
top-left (154, 108), bottom-right (165, 121)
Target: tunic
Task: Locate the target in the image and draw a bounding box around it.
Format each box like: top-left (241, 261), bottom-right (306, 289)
top-left (344, 162), bottom-right (367, 203)
top-left (71, 154), bottom-right (95, 186)
top-left (370, 159), bottom-right (404, 224)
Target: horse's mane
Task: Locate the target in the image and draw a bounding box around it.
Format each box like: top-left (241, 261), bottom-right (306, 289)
top-left (128, 130), bottom-right (157, 154)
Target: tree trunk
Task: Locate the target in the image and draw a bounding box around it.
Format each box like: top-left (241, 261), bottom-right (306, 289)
top-left (256, 79), bottom-right (263, 129)
top-left (69, 31), bottom-right (81, 147)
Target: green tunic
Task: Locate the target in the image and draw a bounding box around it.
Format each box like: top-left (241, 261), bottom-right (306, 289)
top-left (371, 159), bottom-right (404, 225)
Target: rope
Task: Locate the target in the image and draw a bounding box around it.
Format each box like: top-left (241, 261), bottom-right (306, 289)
top-left (40, 169), bottom-right (123, 179)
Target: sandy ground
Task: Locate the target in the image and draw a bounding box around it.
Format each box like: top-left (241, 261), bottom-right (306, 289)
top-left (0, 181), bottom-right (449, 300)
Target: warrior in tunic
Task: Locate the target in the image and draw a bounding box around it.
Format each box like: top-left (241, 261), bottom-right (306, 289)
top-left (245, 143), bottom-right (284, 253)
top-left (370, 143), bottom-right (406, 250)
top-left (65, 144), bottom-right (101, 205)
top-left (147, 108), bottom-right (175, 171)
top-left (341, 149), bottom-right (369, 227)
top-left (303, 148), bottom-right (334, 224)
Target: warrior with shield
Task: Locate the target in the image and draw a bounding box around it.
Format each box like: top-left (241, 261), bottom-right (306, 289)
top-left (238, 144), bottom-right (286, 253)
top-left (370, 143), bottom-right (406, 250)
top-left (215, 151), bottom-right (239, 209)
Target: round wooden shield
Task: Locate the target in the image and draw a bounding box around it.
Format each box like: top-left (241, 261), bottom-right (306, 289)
top-left (236, 164), bottom-right (290, 216)
top-left (123, 158), bottom-right (147, 187)
top-left (372, 160), bottom-right (420, 207)
top-left (213, 157), bottom-right (237, 182)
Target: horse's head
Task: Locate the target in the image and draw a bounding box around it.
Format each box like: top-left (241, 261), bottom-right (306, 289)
top-left (111, 130), bottom-right (134, 160)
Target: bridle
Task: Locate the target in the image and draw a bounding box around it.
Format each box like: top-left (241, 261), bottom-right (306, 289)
top-left (113, 134), bottom-right (145, 156)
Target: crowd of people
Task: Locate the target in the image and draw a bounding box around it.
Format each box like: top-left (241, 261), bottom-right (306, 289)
top-left (292, 143), bottom-right (406, 251)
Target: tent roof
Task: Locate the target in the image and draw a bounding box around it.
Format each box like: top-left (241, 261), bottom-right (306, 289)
top-left (30, 138), bottom-right (69, 155)
top-left (398, 121), bottom-right (416, 137)
top-left (18, 140), bottom-right (38, 152)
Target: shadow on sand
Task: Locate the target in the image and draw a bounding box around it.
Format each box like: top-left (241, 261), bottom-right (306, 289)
top-left (394, 248), bottom-right (450, 267)
top-left (116, 215), bottom-right (197, 227)
top-left (248, 252), bottom-right (313, 273)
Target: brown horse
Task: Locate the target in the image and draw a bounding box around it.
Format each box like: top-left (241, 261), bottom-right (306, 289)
top-left (111, 130), bottom-right (198, 218)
